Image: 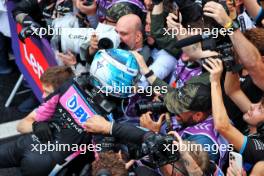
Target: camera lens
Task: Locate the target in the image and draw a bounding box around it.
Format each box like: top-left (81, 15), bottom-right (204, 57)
top-left (98, 38), bottom-right (114, 49)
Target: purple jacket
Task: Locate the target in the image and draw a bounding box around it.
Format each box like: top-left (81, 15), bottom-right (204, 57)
top-left (178, 117), bottom-right (229, 168)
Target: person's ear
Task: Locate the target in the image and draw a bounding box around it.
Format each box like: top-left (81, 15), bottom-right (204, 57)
top-left (136, 31), bottom-right (142, 43)
top-left (192, 112), bottom-right (204, 123)
top-left (181, 53), bottom-right (190, 61)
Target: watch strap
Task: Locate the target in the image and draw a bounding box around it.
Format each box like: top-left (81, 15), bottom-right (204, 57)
top-left (144, 70), bottom-right (154, 78)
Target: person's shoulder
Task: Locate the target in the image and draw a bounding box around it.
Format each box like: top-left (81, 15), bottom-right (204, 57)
top-left (186, 133), bottom-right (214, 145)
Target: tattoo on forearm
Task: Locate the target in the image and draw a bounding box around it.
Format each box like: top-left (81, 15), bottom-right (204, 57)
top-left (192, 44), bottom-right (199, 51)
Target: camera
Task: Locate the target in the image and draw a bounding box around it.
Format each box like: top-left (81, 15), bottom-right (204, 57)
top-left (135, 101), bottom-right (168, 115)
top-left (201, 37), bottom-right (238, 72)
top-left (129, 132), bottom-right (180, 167)
top-left (52, 23), bottom-right (120, 54)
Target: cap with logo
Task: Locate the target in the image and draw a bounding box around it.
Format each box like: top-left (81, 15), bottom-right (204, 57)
top-left (164, 72), bottom-right (211, 114)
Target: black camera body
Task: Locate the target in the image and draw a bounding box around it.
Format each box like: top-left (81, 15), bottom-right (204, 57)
top-left (216, 43), bottom-right (235, 71)
top-left (129, 133), bottom-right (180, 167)
top-left (202, 37), bottom-right (237, 72)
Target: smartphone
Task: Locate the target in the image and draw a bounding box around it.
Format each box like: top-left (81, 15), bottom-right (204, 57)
top-left (229, 152), bottom-right (243, 171)
top-left (172, 2), bottom-right (180, 22)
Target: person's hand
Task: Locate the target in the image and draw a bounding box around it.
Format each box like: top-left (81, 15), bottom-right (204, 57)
top-left (227, 160), bottom-right (246, 176)
top-left (84, 115), bottom-right (111, 134)
top-left (125, 160), bottom-right (135, 170)
top-left (168, 131), bottom-right (185, 155)
top-left (57, 51), bottom-right (77, 66)
top-left (168, 131), bottom-right (183, 144)
top-left (76, 0), bottom-right (97, 15)
top-left (166, 13), bottom-right (182, 31)
top-left (140, 111), bottom-right (165, 132)
top-left (117, 150), bottom-right (135, 169)
top-left (32, 121), bottom-right (53, 143)
top-left (202, 58), bottom-right (223, 83)
top-left (89, 33), bottom-right (99, 55)
top-left (131, 51), bottom-right (149, 75)
top-left (203, 1), bottom-right (232, 27)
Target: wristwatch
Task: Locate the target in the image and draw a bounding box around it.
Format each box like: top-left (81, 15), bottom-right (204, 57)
top-left (144, 70), bottom-right (154, 78)
top-left (231, 20), bottom-right (240, 31)
top-left (225, 20), bottom-right (240, 31)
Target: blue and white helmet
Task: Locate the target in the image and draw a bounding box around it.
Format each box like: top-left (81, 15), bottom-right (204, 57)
top-left (90, 49), bottom-right (140, 98)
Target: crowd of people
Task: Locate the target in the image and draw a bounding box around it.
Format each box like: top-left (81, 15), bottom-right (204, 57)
top-left (0, 0), bottom-right (264, 175)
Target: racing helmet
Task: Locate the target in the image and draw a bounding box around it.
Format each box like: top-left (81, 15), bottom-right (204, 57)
top-left (90, 49), bottom-right (140, 98)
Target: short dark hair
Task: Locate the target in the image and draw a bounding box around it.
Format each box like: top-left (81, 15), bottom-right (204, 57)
top-left (92, 151), bottom-right (127, 176)
top-left (244, 28), bottom-right (264, 55)
top-left (40, 66), bottom-right (73, 90)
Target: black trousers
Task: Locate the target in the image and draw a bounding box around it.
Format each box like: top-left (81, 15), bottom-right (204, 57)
top-left (0, 32), bottom-right (11, 70)
top-left (0, 134), bottom-right (94, 176)
top-left (0, 134), bottom-right (57, 175)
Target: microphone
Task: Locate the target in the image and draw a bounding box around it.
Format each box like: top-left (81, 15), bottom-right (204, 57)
top-left (175, 33), bottom-right (211, 48)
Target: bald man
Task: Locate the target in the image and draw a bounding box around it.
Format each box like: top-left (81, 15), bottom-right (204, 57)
top-left (82, 14), bottom-right (150, 64)
top-left (116, 14), bottom-right (144, 50)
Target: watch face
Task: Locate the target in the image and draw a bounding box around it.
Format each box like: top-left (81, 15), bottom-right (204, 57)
top-left (232, 21), bottom-right (240, 30)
